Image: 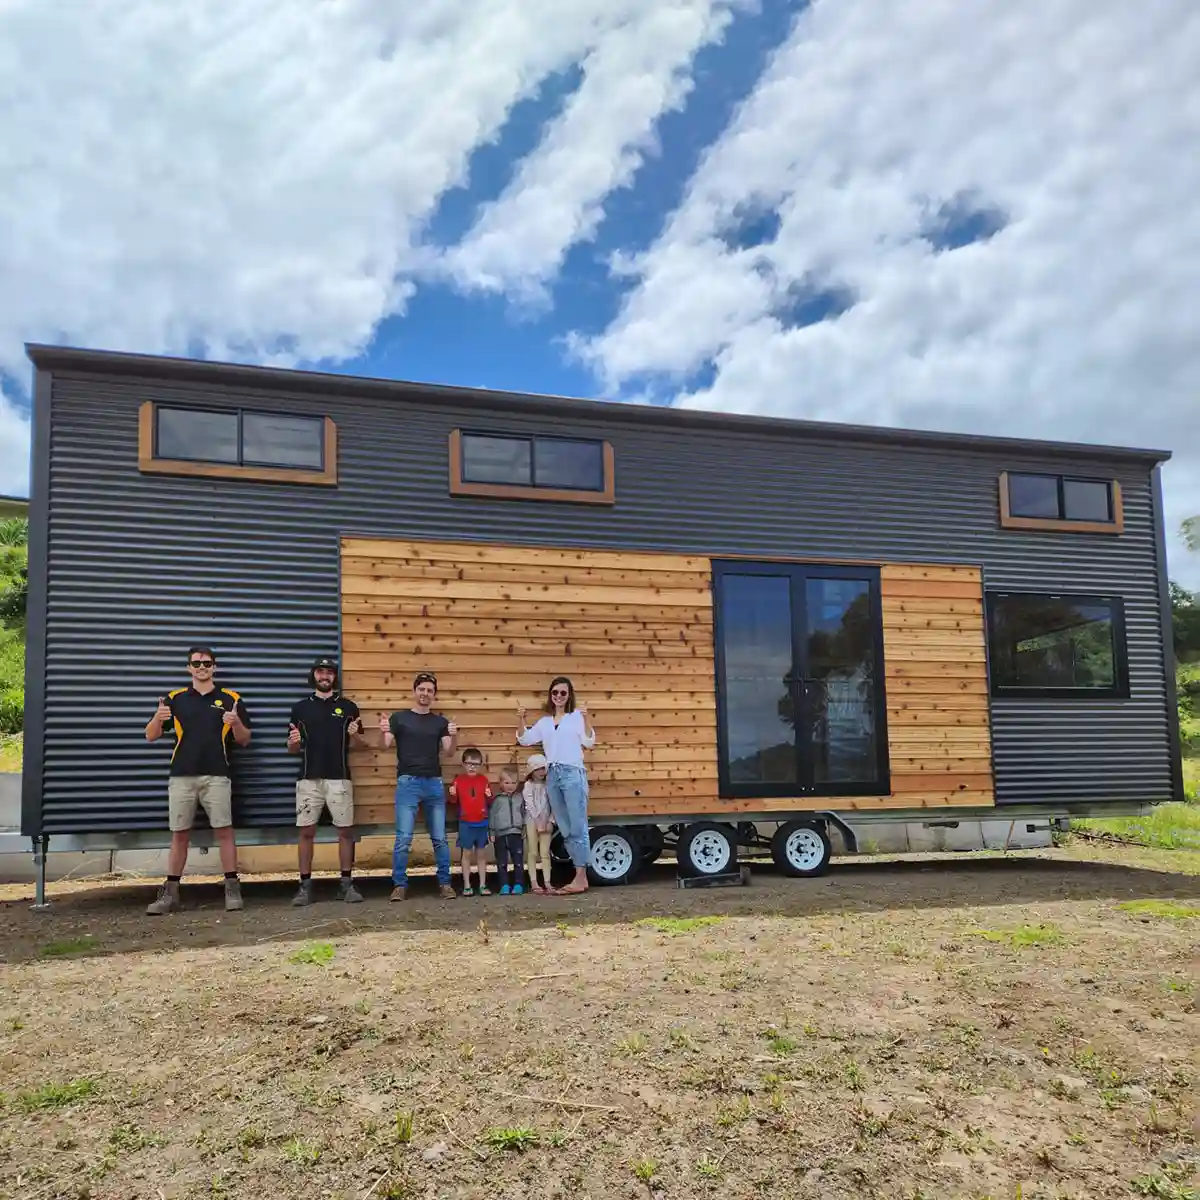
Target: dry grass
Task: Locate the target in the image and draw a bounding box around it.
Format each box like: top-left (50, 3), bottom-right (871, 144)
top-left (0, 842), bottom-right (1197, 1199)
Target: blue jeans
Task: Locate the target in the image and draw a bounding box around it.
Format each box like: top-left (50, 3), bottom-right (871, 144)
top-left (547, 763), bottom-right (590, 869)
top-left (393, 776), bottom-right (451, 887)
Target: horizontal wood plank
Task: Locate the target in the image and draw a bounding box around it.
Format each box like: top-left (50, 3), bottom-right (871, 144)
top-left (342, 538), bottom-right (710, 574)
top-left (342, 598), bottom-right (714, 623)
top-left (342, 559), bottom-right (710, 590)
top-left (880, 580), bottom-right (987, 600)
top-left (342, 577), bottom-right (712, 606)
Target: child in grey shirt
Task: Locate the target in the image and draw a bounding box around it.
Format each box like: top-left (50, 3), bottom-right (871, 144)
top-left (489, 765), bottom-right (526, 895)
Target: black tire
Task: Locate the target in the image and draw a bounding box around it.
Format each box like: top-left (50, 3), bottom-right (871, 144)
top-left (770, 820), bottom-right (832, 878)
top-left (636, 824), bottom-right (665, 864)
top-left (587, 826), bottom-right (641, 887)
top-left (677, 821), bottom-right (739, 877)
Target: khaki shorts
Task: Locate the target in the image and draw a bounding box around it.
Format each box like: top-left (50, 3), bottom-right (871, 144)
top-left (296, 778), bottom-right (354, 829)
top-left (168, 776), bottom-right (233, 832)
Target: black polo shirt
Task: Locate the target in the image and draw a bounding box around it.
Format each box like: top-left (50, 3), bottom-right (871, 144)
top-left (289, 693), bottom-right (360, 781)
top-left (163, 686), bottom-right (251, 778)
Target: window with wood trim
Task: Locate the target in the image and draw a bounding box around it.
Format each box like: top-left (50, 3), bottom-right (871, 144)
top-left (449, 430), bottom-right (615, 504)
top-left (998, 471), bottom-right (1122, 533)
top-left (138, 401), bottom-right (338, 485)
top-left (986, 591), bottom-right (1129, 698)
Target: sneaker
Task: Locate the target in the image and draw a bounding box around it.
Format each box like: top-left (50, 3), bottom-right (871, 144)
top-left (438, 884), bottom-right (456, 899)
top-left (513, 884), bottom-right (524, 895)
top-left (145, 880), bottom-right (181, 916)
top-left (339, 878), bottom-right (364, 904)
top-left (291, 879), bottom-right (314, 907)
top-left (499, 884), bottom-right (511, 896)
top-left (224, 878), bottom-right (244, 912)
top-left (389, 886), bottom-right (407, 902)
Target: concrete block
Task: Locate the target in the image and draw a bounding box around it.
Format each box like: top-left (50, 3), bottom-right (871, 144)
top-left (0, 773), bottom-right (20, 830)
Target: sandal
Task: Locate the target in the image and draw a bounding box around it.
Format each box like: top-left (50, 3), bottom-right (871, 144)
top-left (462, 886), bottom-right (475, 897)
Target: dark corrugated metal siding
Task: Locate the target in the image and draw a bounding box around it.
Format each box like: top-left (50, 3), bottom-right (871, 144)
top-left (30, 365), bottom-right (1173, 834)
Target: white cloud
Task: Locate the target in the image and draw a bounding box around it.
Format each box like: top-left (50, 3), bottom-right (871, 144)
top-left (440, 0), bottom-right (740, 303)
top-left (0, 0), bottom-right (715, 420)
top-left (580, 0), bottom-right (1200, 584)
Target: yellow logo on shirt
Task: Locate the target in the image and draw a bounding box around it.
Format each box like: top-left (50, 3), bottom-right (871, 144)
top-left (213, 700), bottom-right (226, 708)
top-left (334, 708), bottom-right (343, 715)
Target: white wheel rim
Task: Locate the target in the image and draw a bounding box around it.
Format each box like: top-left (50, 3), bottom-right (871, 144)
top-left (591, 834), bottom-right (635, 880)
top-left (785, 828), bottom-right (825, 871)
top-left (689, 830), bottom-right (732, 874)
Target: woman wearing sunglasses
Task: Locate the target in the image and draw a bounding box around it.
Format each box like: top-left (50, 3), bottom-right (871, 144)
top-left (517, 676), bottom-right (595, 895)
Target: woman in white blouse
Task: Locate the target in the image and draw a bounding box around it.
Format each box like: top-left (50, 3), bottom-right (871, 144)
top-left (517, 676), bottom-right (596, 895)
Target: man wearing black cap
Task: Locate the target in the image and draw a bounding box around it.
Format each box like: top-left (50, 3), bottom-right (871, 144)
top-left (287, 657), bottom-right (366, 905)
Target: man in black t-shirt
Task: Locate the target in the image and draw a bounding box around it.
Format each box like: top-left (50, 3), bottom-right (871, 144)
top-left (287, 657), bottom-right (367, 907)
top-left (380, 671), bottom-right (458, 900)
top-left (143, 646), bottom-right (252, 915)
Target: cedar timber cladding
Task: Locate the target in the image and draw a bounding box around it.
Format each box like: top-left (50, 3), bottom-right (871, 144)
top-left (340, 538), bottom-right (994, 822)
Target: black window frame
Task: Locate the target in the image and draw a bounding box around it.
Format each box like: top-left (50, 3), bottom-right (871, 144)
top-left (459, 430), bottom-right (606, 494)
top-left (985, 590), bottom-right (1130, 699)
top-left (154, 404), bottom-right (326, 472)
top-left (1006, 472), bottom-right (1114, 523)
top-left (711, 559), bottom-right (891, 800)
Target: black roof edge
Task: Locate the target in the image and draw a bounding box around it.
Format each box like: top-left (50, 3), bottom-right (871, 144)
top-left (25, 343), bottom-right (1171, 465)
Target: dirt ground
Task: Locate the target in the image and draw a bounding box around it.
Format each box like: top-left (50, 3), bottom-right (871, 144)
top-left (0, 843), bottom-right (1197, 1200)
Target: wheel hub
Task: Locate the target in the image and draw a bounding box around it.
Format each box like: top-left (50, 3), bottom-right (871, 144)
top-left (591, 834), bottom-right (634, 880)
top-left (690, 830), bottom-right (731, 873)
top-left (785, 828), bottom-right (825, 871)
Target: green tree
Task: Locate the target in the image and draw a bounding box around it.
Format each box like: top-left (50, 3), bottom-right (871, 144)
top-left (1173, 581), bottom-right (1200, 664)
top-left (1183, 516), bottom-right (1198, 553)
top-left (0, 519), bottom-right (27, 622)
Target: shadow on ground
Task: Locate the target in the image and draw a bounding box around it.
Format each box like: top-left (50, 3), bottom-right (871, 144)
top-left (2, 848), bottom-right (1198, 965)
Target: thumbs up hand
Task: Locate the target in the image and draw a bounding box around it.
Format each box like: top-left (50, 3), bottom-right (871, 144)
top-left (222, 708), bottom-right (239, 728)
top-left (155, 697), bottom-right (171, 723)
top-left (378, 711), bottom-right (390, 735)
top-left (578, 701), bottom-right (589, 719)
top-left (516, 702), bottom-right (527, 725)
top-left (447, 720), bottom-right (458, 736)
top-left (287, 723), bottom-right (301, 748)
top-left (348, 717), bottom-right (362, 736)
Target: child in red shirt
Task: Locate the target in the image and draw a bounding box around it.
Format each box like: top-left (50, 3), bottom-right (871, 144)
top-left (449, 747), bottom-right (493, 895)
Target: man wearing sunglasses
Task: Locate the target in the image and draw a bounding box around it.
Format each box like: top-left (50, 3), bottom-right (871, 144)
top-left (380, 671), bottom-right (458, 900)
top-left (144, 646), bottom-right (252, 915)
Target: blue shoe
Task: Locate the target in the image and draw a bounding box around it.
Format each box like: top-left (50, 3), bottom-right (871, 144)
top-left (499, 884), bottom-right (511, 895)
top-left (513, 884), bottom-right (524, 895)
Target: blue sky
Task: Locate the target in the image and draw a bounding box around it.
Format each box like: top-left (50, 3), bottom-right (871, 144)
top-left (0, 0), bottom-right (1197, 581)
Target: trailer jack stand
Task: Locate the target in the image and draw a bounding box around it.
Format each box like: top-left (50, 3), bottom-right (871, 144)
top-left (31, 835), bottom-right (51, 911)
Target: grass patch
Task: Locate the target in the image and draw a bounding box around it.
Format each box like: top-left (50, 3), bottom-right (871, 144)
top-left (289, 942), bottom-right (335, 966)
top-left (0, 731), bottom-right (20, 772)
top-left (484, 1127), bottom-right (538, 1153)
top-left (1117, 899), bottom-right (1200, 920)
top-left (108, 1123), bottom-right (166, 1153)
top-left (632, 1158), bottom-right (659, 1183)
top-left (16, 1078), bottom-right (98, 1111)
top-left (39, 935), bottom-right (98, 957)
top-left (635, 916), bottom-right (725, 935)
top-left (1077, 801), bottom-right (1200, 851)
top-left (281, 1138), bottom-right (321, 1166)
top-left (394, 1111), bottom-right (414, 1144)
top-left (972, 923), bottom-right (1064, 948)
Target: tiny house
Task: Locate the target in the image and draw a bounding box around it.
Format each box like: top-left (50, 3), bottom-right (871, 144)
top-left (20, 346), bottom-right (1184, 887)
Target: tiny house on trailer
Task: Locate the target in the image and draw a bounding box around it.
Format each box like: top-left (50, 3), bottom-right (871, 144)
top-left (20, 346), bottom-right (1184, 894)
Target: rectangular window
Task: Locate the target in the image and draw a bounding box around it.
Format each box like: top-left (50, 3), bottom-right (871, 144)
top-left (450, 430), bottom-right (614, 504)
top-left (986, 592), bottom-right (1129, 698)
top-left (713, 561), bottom-right (889, 798)
top-left (139, 402), bottom-right (337, 485)
top-left (999, 471), bottom-right (1122, 533)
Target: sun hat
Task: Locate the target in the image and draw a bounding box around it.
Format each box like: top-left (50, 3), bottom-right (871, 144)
top-left (524, 753), bottom-right (547, 777)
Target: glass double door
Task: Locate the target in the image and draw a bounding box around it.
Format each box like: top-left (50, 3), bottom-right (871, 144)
top-left (713, 561), bottom-right (889, 798)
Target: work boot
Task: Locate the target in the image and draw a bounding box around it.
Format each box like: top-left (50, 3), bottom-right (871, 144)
top-left (389, 885), bottom-right (406, 902)
top-left (291, 879), bottom-right (314, 907)
top-left (224, 877), bottom-right (244, 912)
top-left (439, 884), bottom-right (457, 900)
top-left (145, 880), bottom-right (181, 916)
top-left (338, 877), bottom-right (363, 904)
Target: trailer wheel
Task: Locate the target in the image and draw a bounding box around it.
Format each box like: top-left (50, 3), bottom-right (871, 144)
top-left (677, 821), bottom-right (738, 877)
top-left (771, 820), bottom-right (831, 877)
top-left (587, 826), bottom-right (640, 887)
top-left (637, 825), bottom-right (665, 864)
